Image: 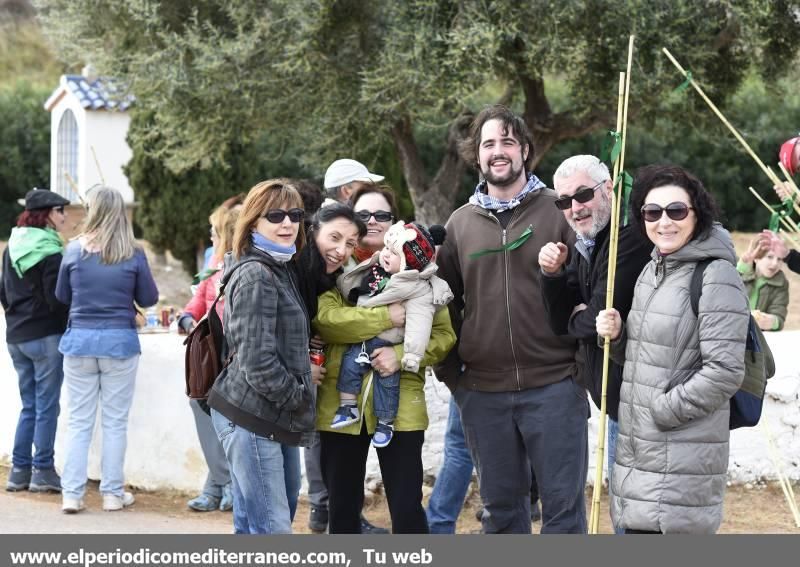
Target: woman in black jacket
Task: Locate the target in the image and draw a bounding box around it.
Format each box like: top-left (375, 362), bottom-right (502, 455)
top-left (1, 189), bottom-right (71, 493)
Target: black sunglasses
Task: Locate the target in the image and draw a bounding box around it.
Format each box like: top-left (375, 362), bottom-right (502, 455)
top-left (355, 209), bottom-right (394, 223)
top-left (54, 206), bottom-right (65, 214)
top-left (264, 208), bottom-right (304, 223)
top-left (554, 181), bottom-right (604, 211)
top-left (641, 202), bottom-right (694, 223)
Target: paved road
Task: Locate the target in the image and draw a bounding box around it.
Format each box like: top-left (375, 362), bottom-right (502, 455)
top-left (0, 492), bottom-right (232, 534)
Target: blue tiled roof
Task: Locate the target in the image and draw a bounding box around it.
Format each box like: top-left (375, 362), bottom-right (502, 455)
top-left (63, 75), bottom-right (135, 111)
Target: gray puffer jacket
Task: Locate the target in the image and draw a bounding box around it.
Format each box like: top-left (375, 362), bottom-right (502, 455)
top-left (610, 224), bottom-right (748, 534)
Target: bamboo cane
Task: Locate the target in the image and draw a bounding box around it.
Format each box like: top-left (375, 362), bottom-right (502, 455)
top-left (90, 145), bottom-right (105, 185)
top-left (746, 188), bottom-right (800, 247)
top-left (662, 48), bottom-right (785, 190)
top-left (589, 65), bottom-right (629, 535)
top-left (63, 171), bottom-right (87, 206)
top-left (767, 166), bottom-right (800, 219)
top-left (588, 71), bottom-right (624, 534)
top-left (763, 418), bottom-right (800, 528)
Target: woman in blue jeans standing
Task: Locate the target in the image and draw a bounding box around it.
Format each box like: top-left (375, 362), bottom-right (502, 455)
top-left (55, 185), bottom-right (159, 514)
top-left (207, 179), bottom-right (316, 534)
top-left (1, 188), bottom-right (71, 493)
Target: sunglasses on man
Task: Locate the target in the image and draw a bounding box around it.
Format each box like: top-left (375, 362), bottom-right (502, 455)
top-left (640, 202), bottom-right (693, 223)
top-left (355, 210), bottom-right (394, 223)
top-left (554, 181), bottom-right (604, 211)
top-left (264, 208), bottom-right (305, 223)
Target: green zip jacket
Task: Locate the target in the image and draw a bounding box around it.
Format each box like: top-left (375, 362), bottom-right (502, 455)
top-left (312, 288), bottom-right (456, 434)
top-left (737, 261), bottom-right (789, 331)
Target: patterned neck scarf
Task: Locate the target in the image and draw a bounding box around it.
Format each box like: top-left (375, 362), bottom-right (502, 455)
top-left (468, 172), bottom-right (545, 212)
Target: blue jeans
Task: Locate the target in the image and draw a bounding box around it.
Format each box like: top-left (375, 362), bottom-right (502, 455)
top-left (426, 397), bottom-right (475, 534)
top-left (61, 355), bottom-right (138, 499)
top-left (211, 409), bottom-right (296, 534)
top-left (189, 399), bottom-right (230, 499)
top-left (339, 337), bottom-right (399, 422)
top-left (7, 334), bottom-right (64, 470)
top-left (606, 417), bottom-right (623, 535)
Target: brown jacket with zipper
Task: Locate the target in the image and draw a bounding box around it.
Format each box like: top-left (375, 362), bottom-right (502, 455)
top-left (435, 188), bottom-right (578, 392)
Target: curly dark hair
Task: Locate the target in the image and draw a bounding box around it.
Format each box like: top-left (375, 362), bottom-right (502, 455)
top-left (630, 164), bottom-right (718, 241)
top-left (459, 105), bottom-right (535, 172)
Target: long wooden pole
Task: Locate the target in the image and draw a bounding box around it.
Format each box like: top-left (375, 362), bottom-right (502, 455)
top-left (589, 31), bottom-right (634, 534)
top-left (90, 145), bottom-right (106, 185)
top-left (662, 48), bottom-right (785, 190)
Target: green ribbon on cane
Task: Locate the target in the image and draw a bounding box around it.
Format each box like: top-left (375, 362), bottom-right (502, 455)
top-left (769, 212), bottom-right (781, 232)
top-left (674, 70), bottom-right (693, 93)
top-left (600, 130), bottom-right (622, 166)
top-left (769, 198), bottom-right (796, 232)
top-left (614, 171), bottom-right (634, 226)
top-left (470, 225), bottom-right (534, 259)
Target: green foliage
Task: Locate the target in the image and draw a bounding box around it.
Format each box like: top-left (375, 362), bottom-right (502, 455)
top-left (0, 81), bottom-right (51, 237)
top-left (0, 19), bottom-right (63, 89)
top-left (35, 0), bottom-right (800, 225)
top-left (125, 111), bottom-right (318, 272)
top-left (537, 71), bottom-right (800, 233)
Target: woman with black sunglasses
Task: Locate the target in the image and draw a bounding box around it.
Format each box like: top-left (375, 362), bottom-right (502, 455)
top-left (595, 165), bottom-right (749, 534)
top-left (314, 184), bottom-right (456, 533)
top-left (206, 179), bottom-right (315, 533)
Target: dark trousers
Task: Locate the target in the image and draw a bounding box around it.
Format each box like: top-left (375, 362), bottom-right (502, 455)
top-left (455, 377), bottom-right (589, 534)
top-left (320, 423), bottom-right (428, 534)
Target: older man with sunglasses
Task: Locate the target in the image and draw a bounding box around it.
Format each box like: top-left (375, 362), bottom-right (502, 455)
top-left (538, 155), bottom-right (652, 533)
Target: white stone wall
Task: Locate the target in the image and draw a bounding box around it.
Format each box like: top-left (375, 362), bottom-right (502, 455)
top-left (1, 312), bottom-right (798, 493)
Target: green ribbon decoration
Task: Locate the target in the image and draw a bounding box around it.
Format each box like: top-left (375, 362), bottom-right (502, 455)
top-left (615, 171), bottom-right (634, 226)
top-left (769, 212), bottom-right (781, 232)
top-left (192, 266), bottom-right (221, 286)
top-left (600, 130), bottom-right (622, 166)
top-left (470, 225), bottom-right (534, 259)
top-left (674, 70), bottom-right (693, 93)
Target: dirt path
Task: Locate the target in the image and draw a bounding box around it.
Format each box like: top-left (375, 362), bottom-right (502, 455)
top-left (1, 466), bottom-right (797, 533)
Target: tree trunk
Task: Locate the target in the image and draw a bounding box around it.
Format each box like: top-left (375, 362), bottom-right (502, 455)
top-left (391, 112), bottom-right (472, 225)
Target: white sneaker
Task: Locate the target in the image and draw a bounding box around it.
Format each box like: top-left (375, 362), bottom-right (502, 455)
top-left (103, 491), bottom-right (135, 511)
top-left (62, 497), bottom-right (85, 514)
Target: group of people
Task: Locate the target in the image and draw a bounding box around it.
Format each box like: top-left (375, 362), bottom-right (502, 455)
top-left (3, 107), bottom-right (797, 534)
top-left (2, 185), bottom-right (158, 513)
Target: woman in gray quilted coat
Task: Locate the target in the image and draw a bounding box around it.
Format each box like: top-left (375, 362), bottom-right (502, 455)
top-left (596, 165), bottom-right (749, 534)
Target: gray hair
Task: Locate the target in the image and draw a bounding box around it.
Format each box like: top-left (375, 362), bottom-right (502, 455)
top-left (553, 155), bottom-right (610, 185)
top-left (81, 185), bottom-right (138, 264)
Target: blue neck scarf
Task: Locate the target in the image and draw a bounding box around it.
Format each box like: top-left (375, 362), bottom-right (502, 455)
top-left (251, 231), bottom-right (296, 263)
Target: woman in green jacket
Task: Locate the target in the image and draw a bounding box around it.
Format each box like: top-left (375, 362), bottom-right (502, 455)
top-left (313, 184), bottom-right (456, 533)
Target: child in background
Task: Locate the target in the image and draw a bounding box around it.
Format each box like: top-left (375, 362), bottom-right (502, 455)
top-left (330, 221), bottom-right (452, 447)
top-left (738, 236), bottom-right (790, 331)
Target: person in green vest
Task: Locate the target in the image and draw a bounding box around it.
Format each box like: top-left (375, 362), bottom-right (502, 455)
top-left (737, 237), bottom-right (789, 331)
